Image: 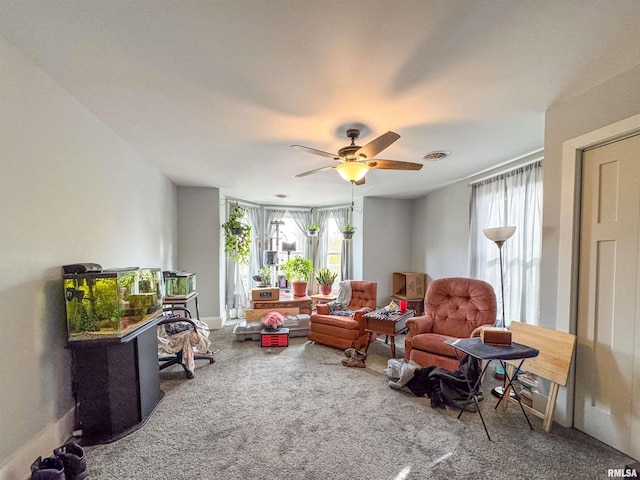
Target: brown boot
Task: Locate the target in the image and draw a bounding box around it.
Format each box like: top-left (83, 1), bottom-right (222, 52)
top-left (341, 357), bottom-right (366, 368)
top-left (344, 348), bottom-right (367, 361)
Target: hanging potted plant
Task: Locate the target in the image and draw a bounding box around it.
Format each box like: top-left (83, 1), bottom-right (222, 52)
top-left (222, 203), bottom-right (251, 264)
top-left (341, 224), bottom-right (357, 241)
top-left (280, 256), bottom-right (314, 297)
top-left (306, 223), bottom-right (320, 237)
top-left (315, 267), bottom-right (338, 295)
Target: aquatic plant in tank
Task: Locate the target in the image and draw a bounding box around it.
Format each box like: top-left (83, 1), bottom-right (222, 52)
top-left (163, 271), bottom-right (196, 298)
top-left (64, 267), bottom-right (163, 341)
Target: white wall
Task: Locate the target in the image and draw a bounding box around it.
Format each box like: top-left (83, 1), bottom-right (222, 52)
top-left (362, 197), bottom-right (413, 305)
top-left (177, 187), bottom-right (221, 327)
top-left (541, 63), bottom-right (640, 427)
top-left (411, 181), bottom-right (471, 282)
top-left (0, 38), bottom-right (176, 478)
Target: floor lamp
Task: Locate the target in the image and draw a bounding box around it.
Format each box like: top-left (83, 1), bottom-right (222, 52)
top-left (483, 226), bottom-right (516, 328)
top-left (483, 226), bottom-right (516, 398)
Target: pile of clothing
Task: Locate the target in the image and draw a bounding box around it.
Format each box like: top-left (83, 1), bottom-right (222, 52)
top-left (385, 356), bottom-right (483, 411)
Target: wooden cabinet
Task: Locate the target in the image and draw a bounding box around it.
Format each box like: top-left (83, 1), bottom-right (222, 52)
top-left (69, 319), bottom-right (164, 446)
top-left (252, 294), bottom-right (312, 315)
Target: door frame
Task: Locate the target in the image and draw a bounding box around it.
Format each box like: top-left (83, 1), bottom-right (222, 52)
top-left (556, 113), bottom-right (640, 426)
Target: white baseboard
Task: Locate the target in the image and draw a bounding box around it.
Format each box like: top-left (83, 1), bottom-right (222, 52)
top-left (201, 316), bottom-right (223, 330)
top-left (0, 408), bottom-right (74, 480)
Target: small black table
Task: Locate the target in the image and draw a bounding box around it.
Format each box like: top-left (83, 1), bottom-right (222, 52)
top-left (445, 337), bottom-right (539, 440)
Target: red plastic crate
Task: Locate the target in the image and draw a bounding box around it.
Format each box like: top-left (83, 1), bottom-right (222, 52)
top-left (261, 328), bottom-right (289, 347)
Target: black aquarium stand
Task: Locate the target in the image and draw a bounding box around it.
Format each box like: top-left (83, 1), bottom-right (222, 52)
top-left (68, 317), bottom-right (164, 446)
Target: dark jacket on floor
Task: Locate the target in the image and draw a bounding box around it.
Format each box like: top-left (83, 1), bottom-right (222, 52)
top-left (406, 355), bottom-right (482, 411)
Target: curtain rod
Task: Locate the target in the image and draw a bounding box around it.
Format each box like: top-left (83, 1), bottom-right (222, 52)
top-left (467, 149), bottom-right (543, 186)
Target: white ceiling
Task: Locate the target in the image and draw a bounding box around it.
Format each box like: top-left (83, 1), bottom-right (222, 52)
top-left (2, 1), bottom-right (640, 206)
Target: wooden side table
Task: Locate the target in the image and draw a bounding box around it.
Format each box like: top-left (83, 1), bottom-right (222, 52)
top-left (363, 309), bottom-right (415, 358)
top-left (310, 293), bottom-right (336, 309)
top-left (164, 292), bottom-right (200, 319)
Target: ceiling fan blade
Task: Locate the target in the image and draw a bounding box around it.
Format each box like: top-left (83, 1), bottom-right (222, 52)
top-left (295, 165), bottom-right (337, 177)
top-left (355, 131), bottom-right (400, 159)
top-left (366, 159), bottom-right (423, 171)
top-left (355, 176), bottom-right (366, 186)
top-left (290, 145), bottom-right (340, 160)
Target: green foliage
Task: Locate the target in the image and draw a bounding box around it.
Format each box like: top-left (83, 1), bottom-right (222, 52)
top-left (306, 223), bottom-right (320, 231)
top-left (258, 266), bottom-right (271, 285)
top-left (342, 224), bottom-right (357, 233)
top-left (315, 267), bottom-right (338, 286)
top-left (280, 256), bottom-right (314, 283)
top-left (222, 203), bottom-right (252, 264)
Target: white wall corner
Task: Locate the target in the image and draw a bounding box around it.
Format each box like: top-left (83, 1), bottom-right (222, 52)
top-left (201, 316), bottom-right (223, 330)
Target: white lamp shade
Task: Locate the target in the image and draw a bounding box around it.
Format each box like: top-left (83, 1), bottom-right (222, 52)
top-left (336, 162), bottom-right (369, 182)
top-left (483, 226), bottom-right (516, 243)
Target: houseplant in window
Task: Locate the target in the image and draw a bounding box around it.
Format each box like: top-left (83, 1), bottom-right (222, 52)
top-left (222, 203), bottom-right (251, 264)
top-left (341, 224), bottom-right (356, 241)
top-left (280, 256), bottom-right (314, 297)
top-left (306, 223), bottom-right (320, 237)
top-left (315, 267), bottom-right (338, 295)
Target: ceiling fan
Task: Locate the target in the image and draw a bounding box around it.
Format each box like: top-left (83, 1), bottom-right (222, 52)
top-left (291, 129), bottom-right (423, 184)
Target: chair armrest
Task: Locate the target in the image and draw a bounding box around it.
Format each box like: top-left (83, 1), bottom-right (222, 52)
top-left (470, 326), bottom-right (485, 338)
top-left (158, 317), bottom-right (198, 331)
top-left (405, 314), bottom-right (434, 361)
top-left (353, 308), bottom-right (371, 336)
top-left (316, 304), bottom-right (330, 315)
top-left (406, 315), bottom-right (434, 336)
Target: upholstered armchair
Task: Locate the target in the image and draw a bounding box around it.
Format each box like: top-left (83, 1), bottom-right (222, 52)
top-left (308, 280), bottom-right (377, 350)
top-left (405, 277), bottom-right (497, 370)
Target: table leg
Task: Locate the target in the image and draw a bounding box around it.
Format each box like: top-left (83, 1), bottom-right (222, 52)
top-left (453, 350), bottom-right (492, 441)
top-left (494, 359), bottom-right (534, 431)
top-left (364, 331), bottom-right (374, 354)
top-left (194, 296), bottom-right (201, 320)
top-left (390, 335), bottom-right (396, 358)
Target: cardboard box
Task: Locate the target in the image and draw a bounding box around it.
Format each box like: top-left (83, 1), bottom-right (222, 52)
top-left (480, 326), bottom-right (512, 346)
top-left (251, 288), bottom-right (280, 301)
top-left (392, 272), bottom-right (427, 299)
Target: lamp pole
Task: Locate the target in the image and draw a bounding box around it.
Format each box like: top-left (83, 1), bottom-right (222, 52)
top-left (496, 240), bottom-right (506, 329)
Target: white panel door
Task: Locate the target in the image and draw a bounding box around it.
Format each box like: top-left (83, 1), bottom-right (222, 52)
top-left (575, 134), bottom-right (640, 459)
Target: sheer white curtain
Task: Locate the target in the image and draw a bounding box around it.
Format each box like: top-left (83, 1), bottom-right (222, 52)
top-left (315, 209), bottom-right (332, 270)
top-left (328, 207), bottom-right (352, 280)
top-left (289, 209), bottom-right (313, 259)
top-left (246, 205), bottom-right (262, 278)
top-left (469, 161), bottom-right (542, 325)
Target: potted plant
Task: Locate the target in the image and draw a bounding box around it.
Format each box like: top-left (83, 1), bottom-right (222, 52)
top-left (222, 203), bottom-right (251, 264)
top-left (315, 267), bottom-right (338, 295)
top-left (341, 224), bottom-right (357, 241)
top-left (306, 223), bottom-right (320, 237)
top-left (258, 266), bottom-right (271, 286)
top-left (280, 256), bottom-right (314, 297)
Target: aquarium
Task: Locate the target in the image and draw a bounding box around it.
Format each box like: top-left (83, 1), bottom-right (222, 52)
top-left (163, 271), bottom-right (196, 298)
top-left (64, 267), bottom-right (163, 341)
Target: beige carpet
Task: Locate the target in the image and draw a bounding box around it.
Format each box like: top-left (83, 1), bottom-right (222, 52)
top-left (84, 326), bottom-right (634, 479)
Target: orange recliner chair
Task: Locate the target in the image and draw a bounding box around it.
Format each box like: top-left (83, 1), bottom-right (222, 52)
top-left (308, 281), bottom-right (377, 350)
top-left (405, 277), bottom-right (497, 370)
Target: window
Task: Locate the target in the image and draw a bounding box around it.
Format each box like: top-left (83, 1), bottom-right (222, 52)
top-left (325, 215), bottom-right (342, 287)
top-left (469, 161), bottom-right (542, 325)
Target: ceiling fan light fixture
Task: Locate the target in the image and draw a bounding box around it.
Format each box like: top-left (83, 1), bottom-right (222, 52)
top-left (336, 162), bottom-right (369, 182)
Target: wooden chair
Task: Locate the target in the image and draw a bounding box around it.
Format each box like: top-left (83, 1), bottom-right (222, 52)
top-left (502, 321), bottom-right (576, 432)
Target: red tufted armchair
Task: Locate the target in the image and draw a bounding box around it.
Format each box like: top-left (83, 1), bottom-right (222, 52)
top-left (405, 277), bottom-right (497, 370)
top-left (308, 281), bottom-right (377, 350)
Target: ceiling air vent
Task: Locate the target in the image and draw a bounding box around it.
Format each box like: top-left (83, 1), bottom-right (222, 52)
top-left (423, 150), bottom-right (450, 161)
